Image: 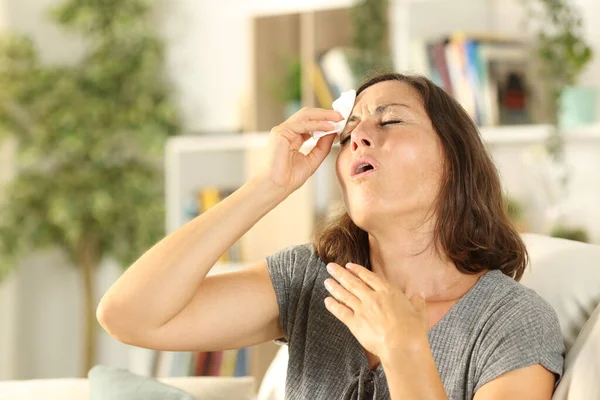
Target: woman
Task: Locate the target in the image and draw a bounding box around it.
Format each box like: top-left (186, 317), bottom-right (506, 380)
top-left (97, 73), bottom-right (564, 399)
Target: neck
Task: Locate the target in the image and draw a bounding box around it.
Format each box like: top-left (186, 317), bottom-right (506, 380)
top-left (367, 223), bottom-right (476, 302)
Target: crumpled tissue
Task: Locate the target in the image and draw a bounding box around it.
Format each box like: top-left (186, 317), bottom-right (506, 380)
top-left (311, 89), bottom-right (356, 143)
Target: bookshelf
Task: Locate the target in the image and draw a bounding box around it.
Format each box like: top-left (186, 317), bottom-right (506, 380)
top-left (246, 0), bottom-right (506, 132)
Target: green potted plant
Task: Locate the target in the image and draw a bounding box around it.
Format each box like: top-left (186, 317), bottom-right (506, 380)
top-left (550, 224), bottom-right (589, 243)
top-left (504, 194), bottom-right (528, 232)
top-left (272, 55), bottom-right (302, 119)
top-left (349, 0), bottom-right (393, 80)
top-left (526, 0), bottom-right (595, 130)
top-left (0, 0), bottom-right (180, 375)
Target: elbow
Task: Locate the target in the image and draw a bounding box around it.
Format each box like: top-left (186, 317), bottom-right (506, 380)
top-left (96, 299), bottom-right (136, 345)
top-left (96, 298), bottom-right (158, 348)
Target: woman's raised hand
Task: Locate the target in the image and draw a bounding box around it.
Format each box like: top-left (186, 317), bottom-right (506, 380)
top-left (257, 107), bottom-right (344, 198)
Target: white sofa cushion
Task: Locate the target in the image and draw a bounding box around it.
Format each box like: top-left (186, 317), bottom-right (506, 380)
top-left (552, 302), bottom-right (600, 399)
top-left (519, 233), bottom-right (600, 351)
top-left (0, 375), bottom-right (256, 400)
top-left (519, 234), bottom-right (600, 400)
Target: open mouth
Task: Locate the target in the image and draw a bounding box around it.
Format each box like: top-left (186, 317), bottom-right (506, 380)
top-left (350, 155), bottom-right (379, 179)
top-left (355, 163), bottom-right (374, 175)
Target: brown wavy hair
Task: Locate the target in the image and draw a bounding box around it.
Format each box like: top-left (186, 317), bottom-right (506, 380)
top-left (312, 73), bottom-right (527, 281)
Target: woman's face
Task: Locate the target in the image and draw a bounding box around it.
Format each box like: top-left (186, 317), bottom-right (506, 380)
top-left (335, 80), bottom-right (445, 230)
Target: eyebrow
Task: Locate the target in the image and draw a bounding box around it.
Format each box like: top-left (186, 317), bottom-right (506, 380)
top-left (347, 103), bottom-right (411, 122)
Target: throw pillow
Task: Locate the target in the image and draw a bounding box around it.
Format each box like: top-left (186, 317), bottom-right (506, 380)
top-left (88, 365), bottom-right (197, 400)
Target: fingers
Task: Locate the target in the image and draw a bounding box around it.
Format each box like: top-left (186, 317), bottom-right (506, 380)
top-left (305, 133), bottom-right (336, 171)
top-left (289, 107), bottom-right (344, 123)
top-left (345, 263), bottom-right (386, 292)
top-left (327, 263), bottom-right (373, 302)
top-left (279, 119), bottom-right (338, 135)
top-left (324, 278), bottom-right (360, 312)
top-left (410, 292), bottom-right (428, 314)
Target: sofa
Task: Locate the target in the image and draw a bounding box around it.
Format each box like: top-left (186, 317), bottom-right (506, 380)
top-left (0, 373), bottom-right (257, 400)
top-left (2, 234), bottom-right (599, 400)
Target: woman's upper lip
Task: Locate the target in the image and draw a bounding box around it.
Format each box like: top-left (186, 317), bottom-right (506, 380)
top-left (350, 154), bottom-right (380, 177)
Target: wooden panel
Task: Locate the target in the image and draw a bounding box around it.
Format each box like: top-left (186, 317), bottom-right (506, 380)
top-left (313, 9), bottom-right (353, 56)
top-left (300, 12), bottom-right (317, 108)
top-left (300, 9), bottom-right (353, 109)
top-left (251, 15), bottom-right (300, 132)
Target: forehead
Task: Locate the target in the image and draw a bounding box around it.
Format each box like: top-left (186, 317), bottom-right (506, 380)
top-left (353, 80), bottom-right (422, 111)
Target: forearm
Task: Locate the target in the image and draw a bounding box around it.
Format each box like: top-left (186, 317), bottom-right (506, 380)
top-left (97, 176), bottom-right (286, 332)
top-left (381, 339), bottom-right (448, 400)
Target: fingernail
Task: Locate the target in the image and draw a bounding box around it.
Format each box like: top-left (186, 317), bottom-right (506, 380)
top-left (326, 263), bottom-right (334, 273)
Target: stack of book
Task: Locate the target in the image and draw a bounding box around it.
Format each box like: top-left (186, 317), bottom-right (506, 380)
top-left (182, 185), bottom-right (241, 262)
top-left (414, 31), bottom-right (533, 126)
top-left (153, 348), bottom-right (250, 378)
top-left (310, 32), bottom-right (534, 127)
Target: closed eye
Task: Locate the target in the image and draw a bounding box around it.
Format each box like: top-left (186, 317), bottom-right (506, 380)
top-left (340, 120), bottom-right (403, 146)
top-left (381, 120), bottom-right (403, 126)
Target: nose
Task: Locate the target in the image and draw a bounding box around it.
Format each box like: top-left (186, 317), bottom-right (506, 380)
top-left (351, 127), bottom-right (374, 152)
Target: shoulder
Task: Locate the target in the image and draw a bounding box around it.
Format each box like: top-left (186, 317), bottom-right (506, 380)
top-left (264, 243), bottom-right (327, 345)
top-left (265, 243), bottom-right (326, 285)
top-left (473, 270), bottom-right (565, 391)
top-left (265, 242), bottom-right (322, 268)
top-left (479, 270), bottom-right (561, 330)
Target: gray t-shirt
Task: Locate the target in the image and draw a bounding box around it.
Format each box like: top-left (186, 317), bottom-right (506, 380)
top-left (265, 243), bottom-right (565, 400)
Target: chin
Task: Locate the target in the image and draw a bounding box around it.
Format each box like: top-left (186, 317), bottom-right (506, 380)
top-left (347, 205), bottom-right (380, 231)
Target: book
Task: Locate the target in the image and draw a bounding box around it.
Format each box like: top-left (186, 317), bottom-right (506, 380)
top-left (219, 349), bottom-right (239, 376)
top-left (318, 47), bottom-right (357, 99)
top-left (169, 351), bottom-right (194, 377)
top-left (194, 351), bottom-right (209, 376)
top-left (195, 186), bottom-right (241, 263)
top-left (234, 347), bottom-right (249, 377)
top-left (154, 351), bottom-right (175, 377)
top-left (310, 62), bottom-right (334, 108)
top-left (422, 32), bottom-right (532, 126)
top-left (435, 39), bottom-right (453, 95)
top-left (208, 351), bottom-right (224, 376)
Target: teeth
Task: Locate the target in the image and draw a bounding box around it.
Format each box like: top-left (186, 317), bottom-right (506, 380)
top-left (355, 163), bottom-right (374, 174)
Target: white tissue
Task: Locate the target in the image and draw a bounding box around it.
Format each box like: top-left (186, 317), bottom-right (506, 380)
top-left (312, 89), bottom-right (356, 142)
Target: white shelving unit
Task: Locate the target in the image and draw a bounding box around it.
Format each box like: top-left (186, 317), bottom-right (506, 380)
top-left (165, 133), bottom-right (326, 237)
top-left (247, 0), bottom-right (358, 17)
top-left (479, 124), bottom-right (554, 145)
top-left (389, 0), bottom-right (499, 72)
top-left (165, 124), bottom-right (559, 244)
